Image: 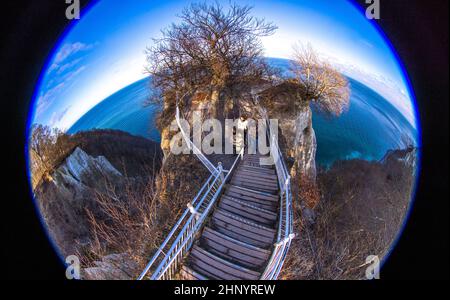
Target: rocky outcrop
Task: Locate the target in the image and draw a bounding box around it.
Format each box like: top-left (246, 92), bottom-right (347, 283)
top-left (35, 147), bottom-right (124, 256)
top-left (381, 146), bottom-right (418, 171)
top-left (52, 147), bottom-right (122, 186)
top-left (279, 106), bottom-right (317, 180)
top-left (257, 85), bottom-right (318, 180)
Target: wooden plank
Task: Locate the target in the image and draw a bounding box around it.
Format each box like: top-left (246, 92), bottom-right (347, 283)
top-left (193, 245), bottom-right (262, 278)
top-left (242, 157), bottom-right (272, 163)
top-left (191, 246), bottom-right (260, 280)
top-left (200, 238), bottom-right (266, 269)
top-left (243, 162), bottom-right (273, 169)
top-left (219, 202), bottom-right (274, 226)
top-left (214, 209), bottom-right (276, 234)
top-left (225, 189), bottom-right (279, 207)
top-left (189, 263), bottom-right (222, 280)
top-left (231, 183), bottom-right (278, 195)
top-left (231, 180), bottom-right (279, 193)
top-left (204, 246), bottom-right (265, 270)
top-left (233, 176), bottom-right (278, 186)
top-left (238, 165), bottom-right (276, 174)
top-left (242, 160), bottom-right (268, 164)
top-left (212, 219), bottom-right (274, 248)
top-left (190, 256), bottom-right (236, 280)
top-left (221, 195), bottom-right (278, 220)
top-left (235, 170), bottom-right (278, 180)
top-left (227, 185), bottom-right (279, 201)
top-left (213, 210), bottom-right (276, 238)
top-left (234, 170), bottom-right (278, 180)
top-left (232, 175), bottom-right (278, 187)
top-left (221, 196), bottom-right (278, 220)
top-left (223, 192), bottom-right (277, 211)
top-left (203, 227), bottom-right (270, 258)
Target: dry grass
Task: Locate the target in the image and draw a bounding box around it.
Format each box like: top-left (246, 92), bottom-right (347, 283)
top-left (280, 157), bottom-right (414, 280)
top-left (77, 153), bottom-right (209, 278)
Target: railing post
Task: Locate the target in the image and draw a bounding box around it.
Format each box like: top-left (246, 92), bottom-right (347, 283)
top-left (218, 162), bottom-right (224, 181)
top-left (187, 202), bottom-right (201, 220)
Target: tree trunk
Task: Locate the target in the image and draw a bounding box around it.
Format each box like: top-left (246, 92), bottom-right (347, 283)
top-left (210, 88), bottom-right (221, 120)
top-left (160, 126), bottom-right (171, 159)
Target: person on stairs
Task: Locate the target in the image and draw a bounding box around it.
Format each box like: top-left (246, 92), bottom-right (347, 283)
top-left (236, 114), bottom-right (248, 154)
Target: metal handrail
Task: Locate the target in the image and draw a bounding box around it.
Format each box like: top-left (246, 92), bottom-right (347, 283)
top-left (137, 172), bottom-right (216, 280)
top-left (176, 106), bottom-right (217, 174)
top-left (138, 145), bottom-right (244, 280)
top-left (139, 102), bottom-right (293, 280)
top-left (259, 106), bottom-right (295, 280)
top-left (151, 167), bottom-right (224, 279)
top-left (138, 97), bottom-right (245, 280)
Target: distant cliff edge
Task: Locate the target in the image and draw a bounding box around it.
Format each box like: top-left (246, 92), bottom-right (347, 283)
top-left (30, 129), bottom-right (162, 258)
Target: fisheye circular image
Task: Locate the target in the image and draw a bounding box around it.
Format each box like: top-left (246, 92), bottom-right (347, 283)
top-left (27, 0), bottom-right (420, 280)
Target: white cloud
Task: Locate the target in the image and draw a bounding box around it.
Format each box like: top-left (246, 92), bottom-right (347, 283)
top-left (54, 42), bottom-right (92, 65)
top-left (48, 42), bottom-right (94, 75)
top-left (35, 82), bottom-right (66, 118)
top-left (35, 64), bottom-right (87, 121)
top-left (333, 61), bottom-right (416, 128)
top-left (48, 106), bottom-right (72, 128)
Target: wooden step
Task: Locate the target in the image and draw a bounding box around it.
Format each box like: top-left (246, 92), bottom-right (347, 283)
top-left (218, 202), bottom-right (274, 226)
top-left (203, 227), bottom-right (271, 258)
top-left (211, 219), bottom-right (275, 248)
top-left (235, 169), bottom-right (278, 180)
top-left (231, 179), bottom-right (278, 191)
top-left (200, 228), bottom-right (270, 269)
top-left (231, 179), bottom-right (279, 193)
top-left (219, 197), bottom-right (277, 225)
top-left (180, 265), bottom-right (208, 280)
top-left (238, 165), bottom-right (276, 174)
top-left (189, 263), bottom-right (222, 280)
top-left (243, 157), bottom-right (271, 163)
top-left (227, 185), bottom-right (279, 201)
top-left (190, 246), bottom-right (261, 280)
top-left (223, 193), bottom-right (277, 212)
top-left (214, 210), bottom-right (276, 234)
top-left (243, 154), bottom-right (269, 158)
top-left (243, 155), bottom-right (262, 159)
top-left (243, 161), bottom-right (273, 169)
top-left (222, 195), bottom-right (278, 220)
top-left (232, 174), bottom-right (278, 186)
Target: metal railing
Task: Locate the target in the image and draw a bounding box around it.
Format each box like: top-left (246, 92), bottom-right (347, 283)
top-left (138, 103), bottom-right (294, 280)
top-left (138, 102), bottom-right (244, 279)
top-left (138, 151), bottom-right (243, 280)
top-left (259, 107), bottom-right (295, 280)
top-left (176, 106), bottom-right (217, 174)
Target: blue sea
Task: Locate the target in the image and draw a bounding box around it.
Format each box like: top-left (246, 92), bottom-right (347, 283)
top-left (69, 59), bottom-right (417, 168)
top-left (68, 78), bottom-right (161, 142)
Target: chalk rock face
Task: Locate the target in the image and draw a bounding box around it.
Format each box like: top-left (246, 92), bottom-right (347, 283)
top-left (35, 147), bottom-right (123, 256)
top-left (269, 105), bottom-right (317, 180)
top-left (288, 106), bottom-right (317, 179)
top-left (53, 147), bottom-right (122, 187)
top-left (82, 253), bottom-right (140, 280)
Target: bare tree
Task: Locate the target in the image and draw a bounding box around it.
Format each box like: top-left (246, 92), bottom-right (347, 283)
top-left (146, 2), bottom-right (278, 119)
top-left (30, 124), bottom-right (54, 171)
top-left (291, 44), bottom-right (350, 116)
top-left (29, 124), bottom-right (77, 186)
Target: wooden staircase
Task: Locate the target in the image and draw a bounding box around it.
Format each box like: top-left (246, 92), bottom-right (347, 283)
top-left (180, 154), bottom-right (280, 280)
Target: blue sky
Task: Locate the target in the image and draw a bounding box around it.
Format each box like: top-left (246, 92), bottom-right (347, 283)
top-left (32, 0), bottom-right (417, 130)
